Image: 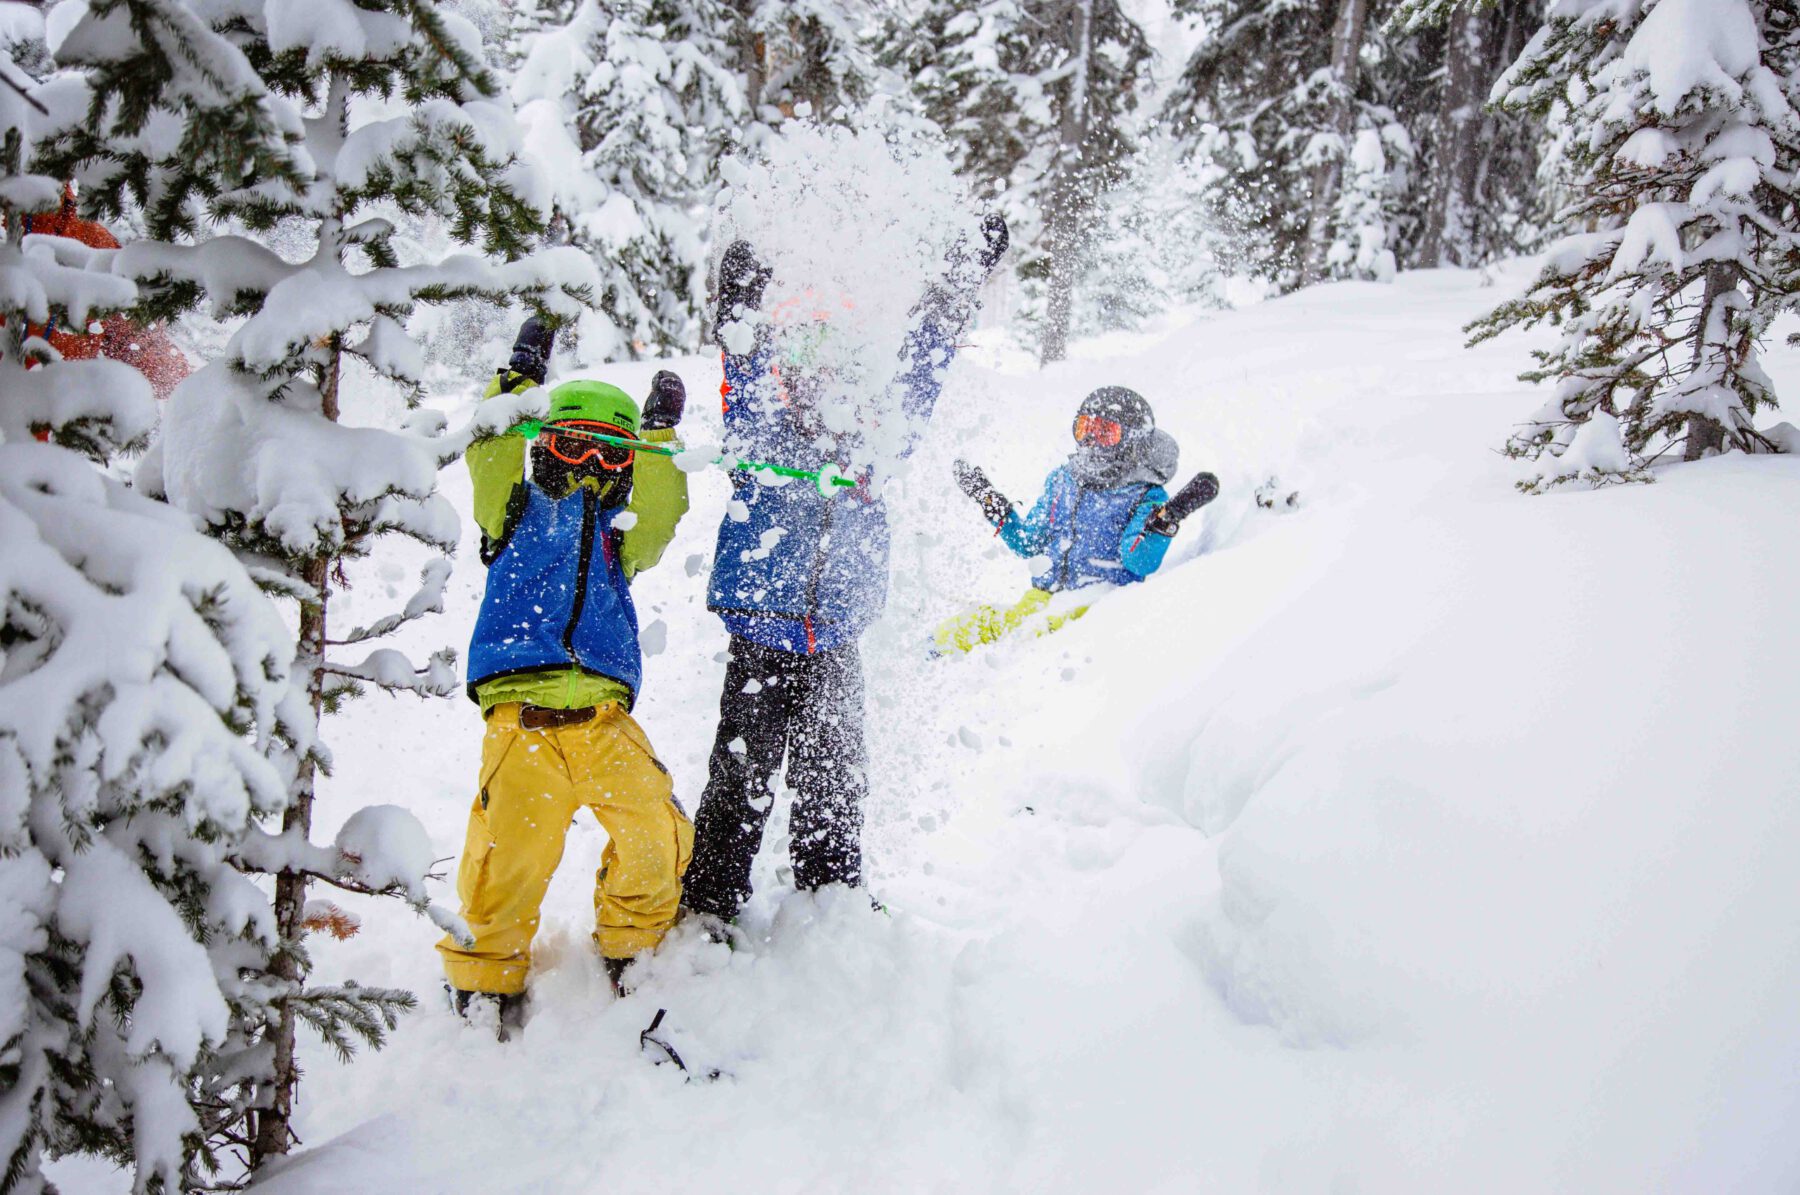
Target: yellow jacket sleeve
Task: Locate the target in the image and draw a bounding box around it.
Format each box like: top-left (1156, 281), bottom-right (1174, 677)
top-left (469, 371), bottom-right (531, 543)
top-left (620, 428), bottom-right (688, 579)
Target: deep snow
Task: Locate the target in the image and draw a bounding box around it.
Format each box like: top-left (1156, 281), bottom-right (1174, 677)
top-left (64, 265), bottom-right (1800, 1193)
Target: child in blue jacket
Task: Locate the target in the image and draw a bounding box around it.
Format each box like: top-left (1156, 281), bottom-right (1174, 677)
top-left (937, 386), bottom-right (1219, 652)
top-left (682, 217), bottom-right (1008, 924)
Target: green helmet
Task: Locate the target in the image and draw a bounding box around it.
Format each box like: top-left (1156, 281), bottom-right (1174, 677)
top-left (545, 379), bottom-right (639, 435)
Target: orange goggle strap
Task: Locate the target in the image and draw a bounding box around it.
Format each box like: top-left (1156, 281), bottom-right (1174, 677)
top-left (1074, 413), bottom-right (1123, 447)
top-left (540, 421), bottom-right (636, 469)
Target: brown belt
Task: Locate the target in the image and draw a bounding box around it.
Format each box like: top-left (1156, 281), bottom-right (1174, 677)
top-left (515, 704), bottom-right (597, 730)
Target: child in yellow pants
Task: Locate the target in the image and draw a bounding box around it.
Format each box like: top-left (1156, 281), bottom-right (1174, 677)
top-left (439, 703), bottom-right (694, 996)
top-left (440, 320), bottom-right (693, 1035)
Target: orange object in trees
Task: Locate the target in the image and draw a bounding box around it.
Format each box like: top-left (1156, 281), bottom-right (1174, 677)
top-left (20, 188), bottom-right (191, 400)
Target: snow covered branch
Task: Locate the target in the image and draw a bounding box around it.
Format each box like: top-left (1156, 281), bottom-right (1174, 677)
top-left (330, 558), bottom-right (453, 646)
top-left (321, 647), bottom-right (460, 700)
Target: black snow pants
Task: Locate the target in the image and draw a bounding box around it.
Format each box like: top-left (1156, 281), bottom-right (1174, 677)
top-left (681, 635), bottom-right (868, 920)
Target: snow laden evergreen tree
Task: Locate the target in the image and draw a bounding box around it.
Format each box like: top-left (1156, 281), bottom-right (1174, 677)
top-left (876, 0), bottom-right (1042, 339)
top-left (40, 0), bottom-right (594, 1169)
top-left (878, 0), bottom-right (1040, 192)
top-left (882, 0), bottom-right (1150, 361)
top-left (1164, 0), bottom-right (1548, 286)
top-left (1074, 130), bottom-right (1226, 335)
top-left (508, 0), bottom-right (918, 358)
top-left (733, 0), bottom-right (885, 124)
top-left (1471, 0), bottom-right (1800, 488)
top-left (513, 0), bottom-right (745, 358)
top-left (1164, 0), bottom-right (1415, 291)
top-left (1021, 0), bottom-right (1151, 363)
top-left (1388, 0), bottom-right (1546, 268)
top-left (1, 20), bottom-right (466, 1192)
top-left (448, 0), bottom-right (578, 67)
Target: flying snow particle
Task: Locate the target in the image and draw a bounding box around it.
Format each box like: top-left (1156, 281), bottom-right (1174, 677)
top-left (640, 618), bottom-right (668, 657)
top-left (721, 319), bottom-right (758, 355)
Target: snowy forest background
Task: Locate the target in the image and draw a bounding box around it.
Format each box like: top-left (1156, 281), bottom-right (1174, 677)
top-left (487, 0), bottom-right (1552, 364)
top-left (6, 0), bottom-right (1800, 1191)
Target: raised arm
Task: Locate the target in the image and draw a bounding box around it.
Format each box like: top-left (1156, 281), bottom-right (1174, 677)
top-left (890, 215), bottom-right (1009, 453)
top-left (954, 459), bottom-right (1013, 527)
top-left (620, 371), bottom-right (690, 579)
top-left (1143, 472), bottom-right (1221, 539)
top-left (1119, 488), bottom-right (1173, 578)
top-left (714, 240), bottom-right (774, 441)
top-left (469, 318), bottom-right (553, 545)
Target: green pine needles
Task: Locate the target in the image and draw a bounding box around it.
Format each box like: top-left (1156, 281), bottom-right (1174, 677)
top-left (5, 2), bottom-right (594, 1188)
top-left (1471, 0), bottom-right (1800, 490)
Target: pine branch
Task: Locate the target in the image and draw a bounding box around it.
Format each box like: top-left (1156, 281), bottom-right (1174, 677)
top-left (326, 558), bottom-right (451, 647)
top-left (291, 983), bottom-right (417, 1065)
top-left (0, 62), bottom-right (48, 116)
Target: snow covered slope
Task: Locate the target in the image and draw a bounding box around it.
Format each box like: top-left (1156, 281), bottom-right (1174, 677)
top-left (242, 266), bottom-right (1798, 1192)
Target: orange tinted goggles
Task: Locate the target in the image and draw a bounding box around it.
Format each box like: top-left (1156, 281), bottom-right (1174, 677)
top-left (541, 421), bottom-right (635, 469)
top-left (1073, 413), bottom-right (1123, 447)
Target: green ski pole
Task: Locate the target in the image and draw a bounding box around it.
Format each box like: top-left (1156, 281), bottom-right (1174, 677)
top-left (509, 419), bottom-right (861, 490)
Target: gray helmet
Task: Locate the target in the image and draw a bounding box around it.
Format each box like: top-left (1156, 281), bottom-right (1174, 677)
top-left (1076, 385), bottom-right (1153, 431)
top-left (1071, 385), bottom-right (1158, 488)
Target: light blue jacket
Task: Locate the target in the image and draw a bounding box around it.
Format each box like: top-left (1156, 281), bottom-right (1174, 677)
top-left (1001, 465), bottom-right (1172, 592)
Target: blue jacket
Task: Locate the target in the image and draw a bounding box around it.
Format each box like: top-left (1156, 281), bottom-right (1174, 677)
top-left (1001, 465), bottom-right (1172, 592)
top-left (707, 285), bottom-right (973, 654)
top-left (467, 482), bottom-right (642, 703)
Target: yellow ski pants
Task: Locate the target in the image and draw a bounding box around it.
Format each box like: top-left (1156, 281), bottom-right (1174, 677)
top-left (438, 702), bottom-right (694, 995)
top-left (932, 587), bottom-right (1090, 656)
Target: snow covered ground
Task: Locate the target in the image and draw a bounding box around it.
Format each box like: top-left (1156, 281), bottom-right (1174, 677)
top-left (72, 265), bottom-right (1800, 1192)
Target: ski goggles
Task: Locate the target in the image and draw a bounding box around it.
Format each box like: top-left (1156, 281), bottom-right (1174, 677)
top-left (1073, 413), bottom-right (1124, 447)
top-left (540, 421), bottom-right (635, 470)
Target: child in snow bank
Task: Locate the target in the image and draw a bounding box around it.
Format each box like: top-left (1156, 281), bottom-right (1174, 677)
top-left (438, 320), bottom-right (693, 1038)
top-left (936, 386), bottom-right (1219, 653)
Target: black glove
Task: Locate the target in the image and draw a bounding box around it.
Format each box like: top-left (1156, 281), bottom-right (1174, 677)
top-left (642, 369), bottom-right (686, 431)
top-left (718, 240), bottom-right (771, 316)
top-left (954, 459), bottom-right (1011, 528)
top-left (976, 213), bottom-right (1009, 272)
top-left (1145, 472), bottom-right (1220, 537)
top-left (505, 316), bottom-right (555, 384)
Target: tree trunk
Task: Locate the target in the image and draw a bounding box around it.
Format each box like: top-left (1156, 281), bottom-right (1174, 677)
top-left (733, 0), bottom-right (766, 120)
top-left (249, 548), bottom-right (329, 1166)
top-left (252, 102), bottom-right (348, 1152)
top-left (1418, 6), bottom-right (1486, 267)
top-left (1684, 412), bottom-right (1725, 459)
top-left (1301, 0), bottom-right (1371, 286)
top-left (1040, 0), bottom-right (1093, 365)
top-left (1684, 262), bottom-right (1735, 460)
